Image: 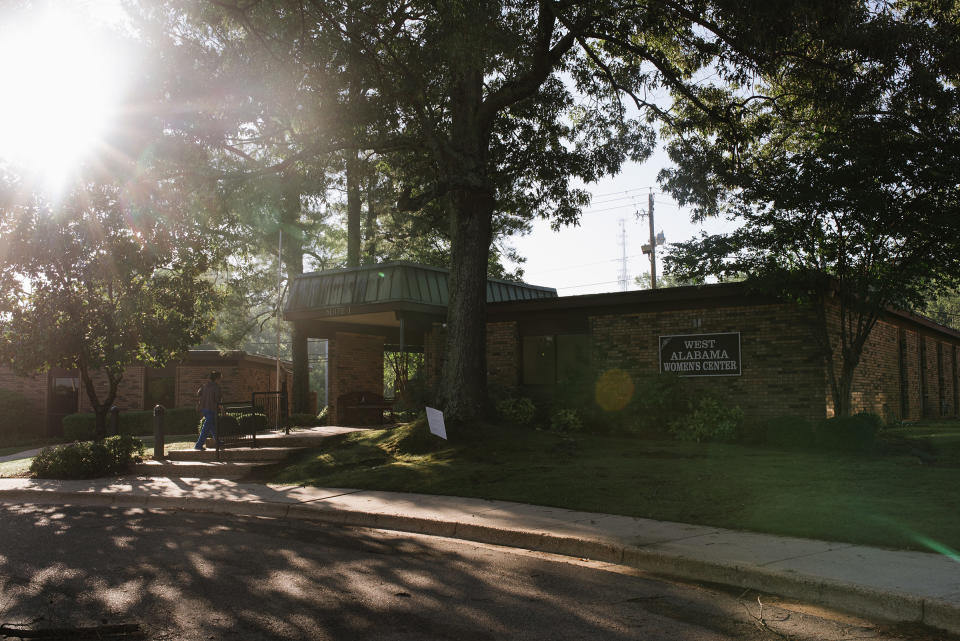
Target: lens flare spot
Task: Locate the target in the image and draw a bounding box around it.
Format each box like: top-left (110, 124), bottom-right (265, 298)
top-left (595, 369), bottom-right (634, 412)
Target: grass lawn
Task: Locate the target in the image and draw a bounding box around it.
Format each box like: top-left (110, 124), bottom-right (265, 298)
top-left (268, 419), bottom-right (960, 553)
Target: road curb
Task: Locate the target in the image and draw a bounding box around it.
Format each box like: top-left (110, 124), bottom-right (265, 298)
top-left (0, 488), bottom-right (953, 634)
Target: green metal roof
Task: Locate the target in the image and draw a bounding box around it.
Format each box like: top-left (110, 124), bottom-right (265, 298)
top-left (285, 261), bottom-right (557, 319)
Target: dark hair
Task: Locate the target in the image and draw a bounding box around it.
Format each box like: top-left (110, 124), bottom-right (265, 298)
top-left (209, 371), bottom-right (222, 381)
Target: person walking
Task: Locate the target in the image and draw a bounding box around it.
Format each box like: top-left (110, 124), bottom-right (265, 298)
top-left (195, 371), bottom-right (222, 450)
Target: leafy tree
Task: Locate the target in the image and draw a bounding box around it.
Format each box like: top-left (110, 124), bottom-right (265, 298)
top-left (134, 0), bottom-right (862, 424)
top-left (0, 168), bottom-right (224, 436)
top-left (633, 272), bottom-right (697, 290)
top-left (923, 289), bottom-right (960, 331)
top-left (662, 1), bottom-right (960, 416)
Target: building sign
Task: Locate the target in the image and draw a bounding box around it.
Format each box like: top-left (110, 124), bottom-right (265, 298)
top-left (319, 306), bottom-right (351, 317)
top-left (659, 332), bottom-right (741, 377)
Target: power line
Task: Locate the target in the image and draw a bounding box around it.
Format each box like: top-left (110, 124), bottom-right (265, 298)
top-left (585, 185), bottom-right (656, 200)
top-left (555, 279), bottom-right (622, 291)
top-left (523, 254), bottom-right (645, 277)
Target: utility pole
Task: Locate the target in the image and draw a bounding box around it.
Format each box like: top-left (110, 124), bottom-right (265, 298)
top-left (648, 190), bottom-right (657, 290)
top-left (618, 218), bottom-right (628, 292)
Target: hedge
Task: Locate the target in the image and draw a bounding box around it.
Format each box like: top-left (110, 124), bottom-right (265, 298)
top-left (63, 407), bottom-right (201, 441)
top-left (0, 389), bottom-right (39, 445)
top-left (31, 435), bottom-right (144, 479)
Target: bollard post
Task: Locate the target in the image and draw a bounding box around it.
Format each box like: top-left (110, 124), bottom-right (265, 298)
top-left (109, 406), bottom-right (120, 436)
top-left (153, 404), bottom-right (166, 460)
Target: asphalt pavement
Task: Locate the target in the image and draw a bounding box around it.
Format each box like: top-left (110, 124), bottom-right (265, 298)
top-left (0, 475), bottom-right (958, 635)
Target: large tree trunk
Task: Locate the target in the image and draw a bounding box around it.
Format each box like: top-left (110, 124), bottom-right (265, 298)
top-left (346, 151), bottom-right (362, 267)
top-left (436, 187), bottom-right (494, 424)
top-left (434, 68), bottom-right (495, 425)
top-left (364, 172), bottom-right (378, 262)
top-left (280, 183), bottom-right (311, 414)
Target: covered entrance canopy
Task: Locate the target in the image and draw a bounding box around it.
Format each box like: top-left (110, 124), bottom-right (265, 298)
top-left (284, 261), bottom-right (557, 422)
top-left (285, 261), bottom-right (557, 344)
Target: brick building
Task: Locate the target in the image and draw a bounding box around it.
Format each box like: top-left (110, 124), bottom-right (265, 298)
top-left (285, 262), bottom-right (960, 425)
top-left (1, 350), bottom-right (292, 437)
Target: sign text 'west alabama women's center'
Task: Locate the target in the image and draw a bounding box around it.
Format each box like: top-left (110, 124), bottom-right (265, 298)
top-left (659, 332), bottom-right (741, 377)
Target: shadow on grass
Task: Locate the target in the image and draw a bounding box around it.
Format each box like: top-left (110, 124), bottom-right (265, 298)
top-left (263, 419), bottom-right (960, 553)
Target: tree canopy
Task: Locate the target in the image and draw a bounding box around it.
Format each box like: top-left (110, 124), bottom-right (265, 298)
top-left (130, 0), bottom-right (862, 423)
top-left (0, 164), bottom-right (224, 434)
top-left (661, 0), bottom-right (960, 415)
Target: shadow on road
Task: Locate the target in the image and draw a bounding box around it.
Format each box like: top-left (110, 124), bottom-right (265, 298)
top-left (0, 504), bottom-right (663, 640)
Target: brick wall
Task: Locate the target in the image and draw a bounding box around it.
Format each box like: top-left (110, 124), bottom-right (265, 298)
top-left (77, 366), bottom-right (145, 412)
top-left (941, 343), bottom-right (956, 417)
top-left (901, 329), bottom-right (923, 420)
top-left (921, 335), bottom-right (940, 418)
top-left (327, 332), bottom-right (385, 424)
top-left (486, 321), bottom-right (519, 391)
top-left (0, 366), bottom-right (48, 417)
top-left (175, 364), bottom-right (290, 409)
top-left (590, 303), bottom-right (827, 422)
top-left (846, 320), bottom-right (900, 420)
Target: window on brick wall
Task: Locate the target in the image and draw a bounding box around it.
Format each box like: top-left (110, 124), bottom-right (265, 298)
top-left (522, 334), bottom-right (590, 385)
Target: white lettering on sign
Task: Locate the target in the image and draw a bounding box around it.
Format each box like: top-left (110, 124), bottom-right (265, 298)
top-left (659, 332), bottom-right (741, 377)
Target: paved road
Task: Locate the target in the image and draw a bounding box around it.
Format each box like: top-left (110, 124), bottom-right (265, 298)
top-left (0, 505), bottom-right (951, 641)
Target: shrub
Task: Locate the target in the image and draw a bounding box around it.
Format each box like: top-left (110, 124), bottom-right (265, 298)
top-left (495, 397), bottom-right (537, 426)
top-left (815, 412), bottom-right (882, 454)
top-left (30, 435), bottom-right (144, 479)
top-left (286, 412), bottom-right (324, 427)
top-left (549, 408), bottom-right (584, 433)
top-left (668, 397), bottom-right (744, 443)
top-left (63, 407), bottom-right (201, 440)
top-left (238, 413), bottom-right (268, 434)
top-left (761, 415), bottom-right (817, 449)
top-left (0, 389), bottom-right (38, 444)
top-left (317, 406), bottom-right (329, 425)
top-left (612, 373), bottom-right (687, 437)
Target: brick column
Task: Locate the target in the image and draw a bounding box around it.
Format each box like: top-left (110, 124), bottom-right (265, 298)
top-left (327, 332), bottom-right (385, 425)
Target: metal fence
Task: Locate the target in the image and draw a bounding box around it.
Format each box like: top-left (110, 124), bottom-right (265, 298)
top-left (216, 401), bottom-right (259, 456)
top-left (252, 391), bottom-right (289, 434)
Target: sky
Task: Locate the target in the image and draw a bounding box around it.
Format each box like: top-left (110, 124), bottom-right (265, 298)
top-left (4, 0), bottom-right (737, 296)
top-left (506, 146), bottom-right (737, 296)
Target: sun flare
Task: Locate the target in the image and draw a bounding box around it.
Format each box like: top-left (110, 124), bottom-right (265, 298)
top-left (0, 6), bottom-right (127, 193)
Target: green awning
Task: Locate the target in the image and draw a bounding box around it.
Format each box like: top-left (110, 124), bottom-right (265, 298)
top-left (284, 261), bottom-right (557, 322)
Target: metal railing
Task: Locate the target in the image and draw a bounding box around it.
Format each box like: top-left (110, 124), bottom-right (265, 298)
top-left (252, 391), bottom-right (289, 434)
top-left (215, 401), bottom-right (260, 459)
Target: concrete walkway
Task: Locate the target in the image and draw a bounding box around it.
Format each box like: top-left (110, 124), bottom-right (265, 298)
top-left (0, 477), bottom-right (957, 634)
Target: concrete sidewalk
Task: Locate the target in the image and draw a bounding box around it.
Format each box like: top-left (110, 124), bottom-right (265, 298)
top-left (0, 477), bottom-right (957, 634)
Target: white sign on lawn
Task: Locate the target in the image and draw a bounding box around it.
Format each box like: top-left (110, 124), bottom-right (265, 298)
top-left (425, 407), bottom-right (447, 440)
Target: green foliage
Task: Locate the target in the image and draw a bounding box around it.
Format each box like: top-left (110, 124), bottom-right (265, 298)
top-left (316, 406), bottom-right (329, 426)
top-left (815, 412), bottom-right (882, 454)
top-left (216, 414), bottom-right (241, 437)
top-left (63, 408), bottom-right (201, 441)
top-left (0, 172), bottom-right (223, 431)
top-left (0, 389), bottom-right (37, 444)
top-left (759, 415), bottom-right (817, 449)
top-left (662, 4), bottom-right (960, 417)
top-left (747, 412), bottom-right (881, 454)
top-left (238, 413), bottom-right (268, 434)
top-left (548, 408), bottom-right (584, 433)
top-left (668, 397), bottom-right (744, 443)
top-left (30, 435), bottom-right (144, 479)
top-left (286, 413), bottom-right (324, 427)
top-left (494, 397), bottom-right (537, 427)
